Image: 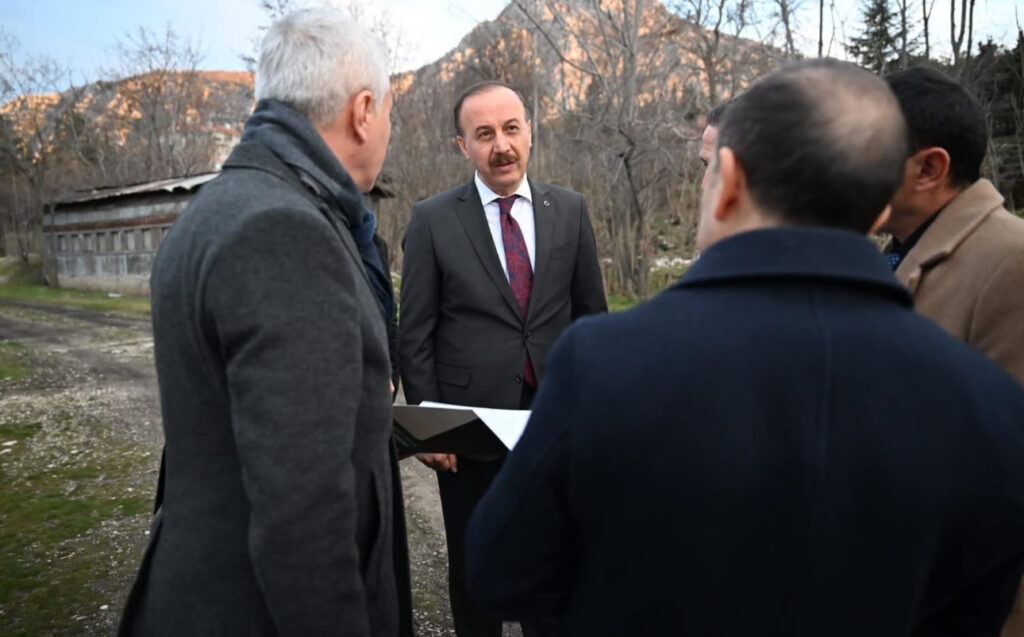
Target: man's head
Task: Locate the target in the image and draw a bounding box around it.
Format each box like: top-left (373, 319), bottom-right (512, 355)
top-left (696, 59), bottom-right (908, 252)
top-left (700, 98), bottom-right (733, 188)
top-left (256, 8), bottom-right (392, 193)
top-left (454, 82), bottom-right (532, 197)
top-left (881, 67), bottom-right (988, 240)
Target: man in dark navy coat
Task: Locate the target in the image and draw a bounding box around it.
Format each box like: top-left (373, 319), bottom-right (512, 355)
top-left (465, 59), bottom-right (1024, 636)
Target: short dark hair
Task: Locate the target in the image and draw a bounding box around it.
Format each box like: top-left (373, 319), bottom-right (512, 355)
top-left (884, 66), bottom-right (988, 187)
top-left (716, 59), bottom-right (909, 233)
top-left (706, 97), bottom-right (734, 127)
top-left (453, 81), bottom-right (529, 137)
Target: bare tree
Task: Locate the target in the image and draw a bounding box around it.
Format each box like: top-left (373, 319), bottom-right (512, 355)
top-left (0, 29), bottom-right (84, 266)
top-left (921, 0), bottom-right (935, 59)
top-left (101, 25), bottom-right (218, 183)
top-left (950, 0), bottom-right (977, 72)
top-left (508, 0), bottom-right (711, 297)
top-left (669, 0), bottom-right (755, 106)
top-left (895, 0), bottom-right (912, 68)
top-left (772, 0), bottom-right (801, 59)
top-left (820, 0), bottom-right (826, 55)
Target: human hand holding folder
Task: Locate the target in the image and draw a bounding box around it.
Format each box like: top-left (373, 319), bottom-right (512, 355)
top-left (393, 402), bottom-right (531, 457)
top-left (416, 453), bottom-right (458, 473)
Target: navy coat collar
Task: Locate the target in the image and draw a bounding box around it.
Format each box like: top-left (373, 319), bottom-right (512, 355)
top-left (677, 227), bottom-right (912, 307)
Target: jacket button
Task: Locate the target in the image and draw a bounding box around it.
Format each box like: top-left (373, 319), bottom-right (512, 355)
top-left (514, 374), bottom-right (523, 384)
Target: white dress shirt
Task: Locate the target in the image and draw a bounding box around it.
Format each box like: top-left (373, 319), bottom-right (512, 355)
top-left (474, 172), bottom-right (536, 279)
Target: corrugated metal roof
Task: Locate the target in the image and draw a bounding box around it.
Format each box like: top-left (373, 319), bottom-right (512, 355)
top-left (53, 172), bottom-right (219, 206)
top-left (53, 170), bottom-right (395, 207)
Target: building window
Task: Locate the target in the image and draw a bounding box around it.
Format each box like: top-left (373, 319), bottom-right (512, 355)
top-left (58, 235), bottom-right (68, 252)
top-left (142, 229), bottom-right (153, 251)
top-left (126, 231), bottom-right (137, 252)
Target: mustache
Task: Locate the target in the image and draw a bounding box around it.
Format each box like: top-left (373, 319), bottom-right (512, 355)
top-left (490, 152), bottom-right (518, 167)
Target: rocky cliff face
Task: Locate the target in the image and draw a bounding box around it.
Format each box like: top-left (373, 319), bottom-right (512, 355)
top-left (3, 0), bottom-right (775, 191)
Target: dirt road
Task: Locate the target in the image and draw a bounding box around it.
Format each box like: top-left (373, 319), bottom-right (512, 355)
top-left (0, 299), bottom-right (520, 636)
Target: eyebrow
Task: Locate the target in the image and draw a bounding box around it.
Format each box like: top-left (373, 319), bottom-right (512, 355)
top-left (474, 118), bottom-right (523, 136)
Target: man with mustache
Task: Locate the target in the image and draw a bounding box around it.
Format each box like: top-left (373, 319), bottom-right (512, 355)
top-left (399, 81), bottom-right (607, 637)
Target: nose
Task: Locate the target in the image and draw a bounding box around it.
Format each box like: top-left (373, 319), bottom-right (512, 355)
top-left (493, 131), bottom-right (511, 152)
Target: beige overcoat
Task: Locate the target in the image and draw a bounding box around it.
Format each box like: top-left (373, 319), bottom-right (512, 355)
top-left (891, 178), bottom-right (1024, 386)
top-left (888, 179), bottom-right (1024, 637)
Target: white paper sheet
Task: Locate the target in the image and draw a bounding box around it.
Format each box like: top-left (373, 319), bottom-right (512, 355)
top-left (419, 401), bottom-right (531, 449)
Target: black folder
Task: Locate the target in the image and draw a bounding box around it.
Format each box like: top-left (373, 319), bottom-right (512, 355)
top-left (392, 404), bottom-right (529, 456)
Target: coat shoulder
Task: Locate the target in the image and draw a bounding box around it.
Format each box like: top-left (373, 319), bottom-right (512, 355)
top-left (973, 205), bottom-right (1024, 249)
top-left (532, 180), bottom-right (583, 206)
top-left (173, 168), bottom-right (327, 247)
top-left (412, 182), bottom-right (472, 215)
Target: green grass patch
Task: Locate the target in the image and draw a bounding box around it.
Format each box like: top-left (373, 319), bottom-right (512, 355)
top-left (0, 421), bottom-right (152, 636)
top-left (0, 421), bottom-right (42, 441)
top-left (0, 282), bottom-right (150, 316)
top-left (607, 293), bottom-right (639, 312)
top-left (0, 342), bottom-right (30, 380)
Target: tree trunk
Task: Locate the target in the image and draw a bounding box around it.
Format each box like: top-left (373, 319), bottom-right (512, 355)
top-left (899, 0), bottom-right (909, 68)
top-left (922, 0), bottom-right (931, 59)
top-left (819, 0), bottom-right (825, 57)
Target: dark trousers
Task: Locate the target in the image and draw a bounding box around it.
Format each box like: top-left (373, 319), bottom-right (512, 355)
top-left (438, 455), bottom-right (506, 637)
top-left (437, 385), bottom-right (548, 637)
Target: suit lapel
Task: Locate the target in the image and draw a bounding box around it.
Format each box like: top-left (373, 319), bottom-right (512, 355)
top-left (527, 178), bottom-right (554, 324)
top-left (454, 181), bottom-right (522, 320)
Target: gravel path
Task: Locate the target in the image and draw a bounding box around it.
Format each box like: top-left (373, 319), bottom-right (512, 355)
top-left (0, 299), bottom-right (522, 636)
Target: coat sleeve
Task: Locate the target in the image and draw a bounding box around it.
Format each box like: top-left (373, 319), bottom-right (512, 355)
top-left (373, 234), bottom-right (401, 394)
top-left (398, 204), bottom-right (441, 405)
top-left (571, 197), bottom-right (608, 319)
top-left (204, 208), bottom-right (372, 636)
top-left (968, 250), bottom-right (1024, 387)
top-left (464, 327), bottom-right (580, 618)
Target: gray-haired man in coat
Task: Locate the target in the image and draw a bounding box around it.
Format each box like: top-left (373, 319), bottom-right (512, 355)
top-left (119, 8), bottom-right (411, 636)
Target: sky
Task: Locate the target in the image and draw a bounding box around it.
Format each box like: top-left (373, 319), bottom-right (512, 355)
top-left (2, 0), bottom-right (1020, 84)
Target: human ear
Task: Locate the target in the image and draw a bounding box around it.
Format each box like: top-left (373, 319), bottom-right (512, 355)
top-left (456, 136), bottom-right (470, 158)
top-left (350, 89), bottom-right (373, 143)
top-left (713, 147), bottom-right (743, 222)
top-left (912, 147), bottom-right (951, 192)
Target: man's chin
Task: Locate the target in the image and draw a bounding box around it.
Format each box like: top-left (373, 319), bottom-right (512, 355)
top-left (484, 171), bottom-right (523, 193)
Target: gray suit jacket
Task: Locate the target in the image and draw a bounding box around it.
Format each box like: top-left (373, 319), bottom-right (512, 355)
top-left (399, 178), bottom-right (606, 411)
top-left (120, 140), bottom-right (401, 636)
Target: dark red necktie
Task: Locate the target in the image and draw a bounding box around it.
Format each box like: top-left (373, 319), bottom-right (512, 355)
top-left (497, 195), bottom-right (536, 387)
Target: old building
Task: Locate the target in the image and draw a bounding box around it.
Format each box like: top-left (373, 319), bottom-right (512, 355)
top-left (43, 174), bottom-right (217, 295)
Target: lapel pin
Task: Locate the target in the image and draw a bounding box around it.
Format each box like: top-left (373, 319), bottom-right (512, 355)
top-left (543, 200), bottom-right (551, 207)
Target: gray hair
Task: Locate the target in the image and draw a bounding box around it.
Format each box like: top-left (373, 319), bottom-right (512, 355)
top-left (255, 7), bottom-right (390, 127)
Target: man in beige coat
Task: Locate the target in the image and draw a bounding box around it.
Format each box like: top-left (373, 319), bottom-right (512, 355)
top-left (882, 67), bottom-right (1024, 386)
top-left (882, 66), bottom-right (1024, 636)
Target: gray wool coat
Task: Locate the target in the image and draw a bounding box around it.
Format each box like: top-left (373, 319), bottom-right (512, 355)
top-left (119, 103), bottom-right (405, 637)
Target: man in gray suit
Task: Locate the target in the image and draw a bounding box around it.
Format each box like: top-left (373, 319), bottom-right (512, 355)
top-left (119, 8), bottom-right (411, 636)
top-left (399, 81), bottom-right (607, 636)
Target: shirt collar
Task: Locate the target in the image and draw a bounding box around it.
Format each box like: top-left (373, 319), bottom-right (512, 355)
top-left (678, 226), bottom-right (912, 307)
top-left (888, 205), bottom-right (946, 260)
top-left (474, 172), bottom-right (533, 206)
